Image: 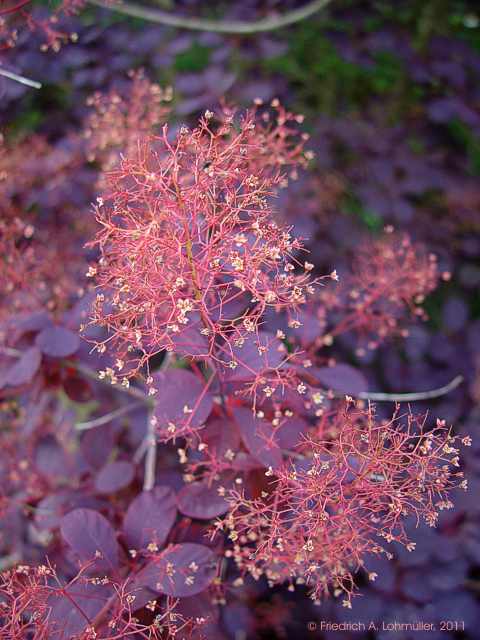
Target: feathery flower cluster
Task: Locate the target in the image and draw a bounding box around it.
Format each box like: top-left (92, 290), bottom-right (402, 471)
top-left (0, 73), bottom-right (470, 637)
top-left (318, 231), bottom-right (444, 350)
top-left (219, 404), bottom-right (468, 606)
top-left (0, 563), bottom-right (209, 639)
top-left (0, 0), bottom-right (83, 51)
top-left (89, 102), bottom-right (319, 384)
top-left (0, 135), bottom-right (89, 318)
top-left (84, 69), bottom-right (173, 172)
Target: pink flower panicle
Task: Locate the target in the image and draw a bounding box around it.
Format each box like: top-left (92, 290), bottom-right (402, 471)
top-left (0, 0), bottom-right (84, 51)
top-left (0, 562), bottom-right (209, 639)
top-left (219, 404), bottom-right (468, 606)
top-left (89, 102), bottom-right (322, 390)
top-left (84, 69), bottom-right (173, 172)
top-left (319, 231), bottom-right (442, 351)
top-left (0, 135), bottom-right (89, 318)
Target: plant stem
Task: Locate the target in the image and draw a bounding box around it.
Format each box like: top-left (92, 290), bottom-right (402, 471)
top-left (143, 407), bottom-right (157, 491)
top-left (357, 375), bottom-right (463, 402)
top-left (75, 402), bottom-right (142, 430)
top-left (142, 352), bottom-right (171, 491)
top-left (87, 0), bottom-right (332, 34)
top-left (0, 68), bottom-right (42, 89)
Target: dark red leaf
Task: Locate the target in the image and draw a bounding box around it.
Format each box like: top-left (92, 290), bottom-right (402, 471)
top-left (35, 326), bottom-right (80, 358)
top-left (63, 374), bottom-right (93, 402)
top-left (123, 486), bottom-right (177, 549)
top-left (60, 508), bottom-right (120, 570)
top-left (135, 543), bottom-right (217, 597)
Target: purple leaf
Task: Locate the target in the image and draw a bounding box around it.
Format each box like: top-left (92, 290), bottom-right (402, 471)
top-left (275, 417), bottom-right (309, 449)
top-left (232, 407), bottom-right (283, 470)
top-left (36, 326), bottom-right (80, 358)
top-left (3, 346), bottom-right (42, 388)
top-left (123, 486), bottom-right (177, 549)
top-left (34, 492), bottom-right (102, 531)
top-left (153, 369), bottom-right (213, 437)
top-left (202, 416), bottom-right (241, 459)
top-left (135, 543), bottom-right (217, 597)
top-left (94, 460), bottom-right (135, 494)
top-left (310, 364), bottom-right (368, 396)
top-left (12, 311), bottom-right (52, 340)
top-left (222, 331), bottom-right (285, 382)
top-left (47, 581), bottom-right (113, 639)
top-left (60, 508), bottom-right (120, 570)
top-left (35, 436), bottom-right (71, 480)
top-left (177, 480), bottom-right (230, 520)
top-left (170, 322), bottom-right (210, 358)
top-left (81, 426), bottom-right (115, 470)
top-left (175, 593), bottom-right (223, 640)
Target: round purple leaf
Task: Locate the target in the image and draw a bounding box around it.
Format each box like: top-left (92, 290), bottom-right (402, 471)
top-left (94, 460), bottom-right (135, 494)
top-left (47, 582), bottom-right (113, 640)
top-left (275, 417), bottom-right (309, 449)
top-left (36, 326), bottom-right (80, 358)
top-left (153, 369), bottom-right (213, 437)
top-left (310, 364), bottom-right (368, 396)
top-left (4, 346), bottom-right (42, 388)
top-left (232, 407), bottom-right (283, 470)
top-left (177, 480), bottom-right (230, 520)
top-left (60, 508), bottom-right (120, 570)
top-left (123, 486), bottom-right (177, 549)
top-left (136, 543), bottom-right (217, 597)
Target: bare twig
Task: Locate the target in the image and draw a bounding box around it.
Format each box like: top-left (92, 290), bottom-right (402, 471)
top-left (0, 68), bottom-right (42, 89)
top-left (133, 434), bottom-right (149, 464)
top-left (88, 0), bottom-right (332, 34)
top-left (75, 402), bottom-right (142, 430)
top-left (357, 375), bottom-right (463, 402)
top-left (143, 408), bottom-right (157, 491)
top-left (142, 352), bottom-right (171, 491)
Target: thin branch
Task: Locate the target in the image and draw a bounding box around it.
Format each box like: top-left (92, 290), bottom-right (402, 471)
top-left (143, 407), bottom-right (157, 491)
top-left (75, 402), bottom-right (142, 430)
top-left (0, 346), bottom-right (22, 358)
top-left (0, 67), bottom-right (42, 89)
top-left (143, 352), bottom-right (171, 491)
top-left (358, 375), bottom-right (463, 402)
top-left (87, 0), bottom-right (332, 34)
top-left (133, 434), bottom-right (149, 464)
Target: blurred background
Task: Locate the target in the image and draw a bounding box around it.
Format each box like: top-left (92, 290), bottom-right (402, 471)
top-left (1, 1), bottom-right (480, 638)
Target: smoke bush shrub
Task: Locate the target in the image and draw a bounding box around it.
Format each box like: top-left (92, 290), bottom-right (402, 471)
top-left (0, 84), bottom-right (468, 638)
